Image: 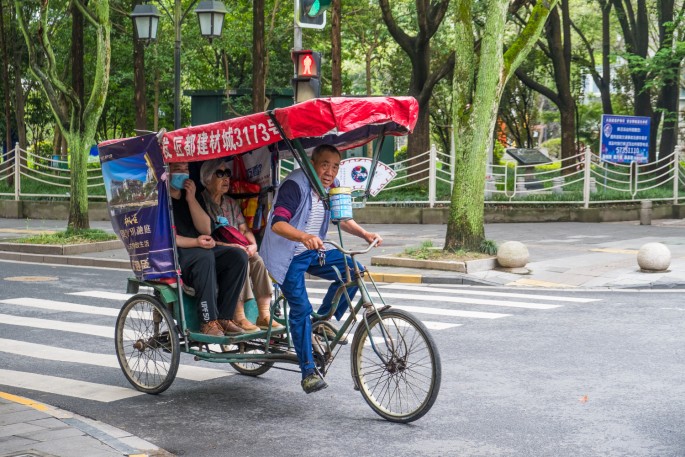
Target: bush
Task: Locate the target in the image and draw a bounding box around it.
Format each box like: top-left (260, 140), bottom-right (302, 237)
top-left (541, 138), bottom-right (561, 159)
top-left (394, 145), bottom-right (407, 162)
top-left (493, 142), bottom-right (505, 166)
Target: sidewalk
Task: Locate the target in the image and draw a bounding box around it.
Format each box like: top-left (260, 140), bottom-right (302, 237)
top-left (0, 392), bottom-right (167, 457)
top-left (1, 218), bottom-right (684, 289)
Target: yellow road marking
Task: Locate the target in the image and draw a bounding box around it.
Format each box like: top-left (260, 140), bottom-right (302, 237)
top-left (590, 248), bottom-right (639, 254)
top-left (0, 391), bottom-right (48, 411)
top-left (367, 272), bottom-right (422, 283)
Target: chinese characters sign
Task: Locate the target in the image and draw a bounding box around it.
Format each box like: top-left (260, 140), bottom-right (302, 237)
top-left (600, 115), bottom-right (650, 164)
top-left (98, 134), bottom-right (175, 279)
top-left (161, 112), bottom-right (282, 162)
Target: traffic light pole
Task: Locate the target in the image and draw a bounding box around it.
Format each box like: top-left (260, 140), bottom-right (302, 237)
top-left (294, 23), bottom-right (302, 51)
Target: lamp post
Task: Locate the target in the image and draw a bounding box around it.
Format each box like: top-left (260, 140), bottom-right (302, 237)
top-left (131, 1), bottom-right (227, 130)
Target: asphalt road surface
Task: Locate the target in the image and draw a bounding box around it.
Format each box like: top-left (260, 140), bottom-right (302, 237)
top-left (0, 260), bottom-right (684, 457)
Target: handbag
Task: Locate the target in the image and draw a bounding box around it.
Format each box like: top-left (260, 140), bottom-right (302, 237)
top-left (212, 224), bottom-right (250, 247)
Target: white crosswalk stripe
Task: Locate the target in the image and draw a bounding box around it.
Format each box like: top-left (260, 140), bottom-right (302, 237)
top-left (0, 369), bottom-right (144, 402)
top-left (0, 285), bottom-right (597, 403)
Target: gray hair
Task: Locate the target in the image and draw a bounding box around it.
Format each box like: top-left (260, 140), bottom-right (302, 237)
top-left (199, 159), bottom-right (228, 187)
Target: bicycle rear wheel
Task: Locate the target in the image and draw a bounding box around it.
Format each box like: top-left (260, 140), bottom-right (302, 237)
top-left (351, 308), bottom-right (441, 423)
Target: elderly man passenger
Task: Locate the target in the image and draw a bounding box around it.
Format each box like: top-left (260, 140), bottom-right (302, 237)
top-left (199, 158), bottom-right (282, 332)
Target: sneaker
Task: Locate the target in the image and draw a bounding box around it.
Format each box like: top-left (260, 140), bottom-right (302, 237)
top-left (314, 322), bottom-right (347, 345)
top-left (217, 319), bottom-right (247, 335)
top-left (301, 372), bottom-right (328, 394)
top-left (199, 320), bottom-right (224, 337)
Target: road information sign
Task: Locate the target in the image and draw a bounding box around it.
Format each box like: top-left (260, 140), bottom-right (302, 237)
top-left (600, 114), bottom-right (650, 164)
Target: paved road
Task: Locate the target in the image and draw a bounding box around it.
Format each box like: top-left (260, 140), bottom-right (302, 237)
top-left (2, 261), bottom-right (684, 456)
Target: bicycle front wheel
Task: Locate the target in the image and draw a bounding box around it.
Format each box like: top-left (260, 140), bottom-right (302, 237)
top-left (351, 308), bottom-right (441, 423)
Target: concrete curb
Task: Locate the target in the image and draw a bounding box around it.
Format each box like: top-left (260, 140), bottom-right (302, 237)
top-left (0, 239), bottom-right (123, 255)
top-left (0, 391), bottom-right (171, 457)
top-left (371, 254), bottom-right (498, 274)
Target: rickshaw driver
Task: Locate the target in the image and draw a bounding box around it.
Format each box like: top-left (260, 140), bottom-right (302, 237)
top-left (260, 144), bottom-right (383, 394)
top-left (168, 161), bottom-right (249, 337)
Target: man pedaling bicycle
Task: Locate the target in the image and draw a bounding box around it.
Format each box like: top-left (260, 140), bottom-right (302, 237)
top-left (260, 144), bottom-right (383, 394)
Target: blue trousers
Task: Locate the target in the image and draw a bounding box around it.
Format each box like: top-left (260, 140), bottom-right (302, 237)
top-left (280, 249), bottom-right (363, 376)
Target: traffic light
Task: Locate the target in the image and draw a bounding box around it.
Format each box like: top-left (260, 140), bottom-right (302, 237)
top-left (294, 0), bottom-right (330, 29)
top-left (292, 50), bottom-right (321, 103)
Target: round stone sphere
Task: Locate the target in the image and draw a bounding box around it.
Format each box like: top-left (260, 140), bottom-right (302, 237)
top-left (497, 241), bottom-right (529, 268)
top-left (637, 242), bottom-right (671, 271)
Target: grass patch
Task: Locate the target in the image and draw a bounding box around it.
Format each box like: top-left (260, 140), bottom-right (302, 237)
top-left (400, 240), bottom-right (494, 261)
top-left (13, 228), bottom-right (116, 245)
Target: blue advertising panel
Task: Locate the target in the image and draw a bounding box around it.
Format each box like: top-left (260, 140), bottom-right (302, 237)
top-left (600, 114), bottom-right (650, 164)
top-left (98, 134), bottom-right (175, 280)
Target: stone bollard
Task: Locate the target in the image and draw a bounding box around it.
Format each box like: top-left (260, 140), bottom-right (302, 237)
top-left (516, 177), bottom-right (526, 193)
top-left (589, 177), bottom-right (597, 193)
top-left (497, 241), bottom-right (529, 273)
top-left (640, 200), bottom-right (652, 225)
top-left (637, 242), bottom-right (671, 272)
top-left (552, 176), bottom-right (565, 195)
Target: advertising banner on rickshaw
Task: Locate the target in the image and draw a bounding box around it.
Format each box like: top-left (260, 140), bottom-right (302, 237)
top-left (98, 134), bottom-right (175, 280)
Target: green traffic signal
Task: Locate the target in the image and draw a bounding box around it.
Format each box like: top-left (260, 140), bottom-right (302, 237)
top-left (303, 0), bottom-right (331, 17)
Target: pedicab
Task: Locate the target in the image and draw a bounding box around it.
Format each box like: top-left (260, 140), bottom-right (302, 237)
top-left (98, 96), bottom-right (441, 423)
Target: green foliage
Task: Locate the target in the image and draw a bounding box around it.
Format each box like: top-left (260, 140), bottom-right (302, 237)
top-left (541, 138), bottom-right (561, 159)
top-left (394, 146), bottom-right (407, 162)
top-left (14, 228), bottom-right (116, 245)
top-left (479, 239), bottom-right (498, 255)
top-left (493, 142), bottom-right (505, 166)
top-left (403, 240), bottom-right (434, 260)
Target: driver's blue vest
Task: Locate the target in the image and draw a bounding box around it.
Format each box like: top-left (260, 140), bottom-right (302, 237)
top-left (260, 168), bottom-right (335, 285)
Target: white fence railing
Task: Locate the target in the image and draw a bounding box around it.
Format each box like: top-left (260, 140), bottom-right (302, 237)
top-left (1, 143), bottom-right (683, 207)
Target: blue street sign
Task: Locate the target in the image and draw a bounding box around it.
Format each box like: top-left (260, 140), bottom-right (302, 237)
top-left (600, 114), bottom-right (650, 164)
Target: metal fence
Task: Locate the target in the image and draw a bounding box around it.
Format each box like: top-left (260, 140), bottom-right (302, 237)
top-left (2, 142), bottom-right (684, 207)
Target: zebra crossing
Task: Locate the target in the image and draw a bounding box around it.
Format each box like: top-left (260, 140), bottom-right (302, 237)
top-left (0, 284), bottom-right (600, 403)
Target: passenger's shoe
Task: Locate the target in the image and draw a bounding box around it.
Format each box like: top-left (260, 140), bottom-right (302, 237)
top-left (256, 316), bottom-right (284, 330)
top-left (314, 321), bottom-right (347, 345)
top-left (199, 320), bottom-right (224, 337)
top-left (234, 318), bottom-right (260, 333)
top-left (217, 319), bottom-right (247, 335)
top-left (301, 372), bottom-right (328, 394)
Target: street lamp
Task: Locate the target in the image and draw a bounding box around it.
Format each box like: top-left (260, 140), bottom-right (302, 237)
top-left (131, 0), bottom-right (227, 129)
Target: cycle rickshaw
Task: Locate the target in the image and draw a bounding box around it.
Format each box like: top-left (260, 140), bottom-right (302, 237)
top-left (98, 96), bottom-right (441, 423)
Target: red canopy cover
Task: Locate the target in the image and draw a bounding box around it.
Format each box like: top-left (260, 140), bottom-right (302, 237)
top-left (159, 96), bottom-right (418, 163)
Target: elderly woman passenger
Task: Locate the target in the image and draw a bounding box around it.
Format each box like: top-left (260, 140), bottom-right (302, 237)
top-left (200, 158), bottom-right (282, 332)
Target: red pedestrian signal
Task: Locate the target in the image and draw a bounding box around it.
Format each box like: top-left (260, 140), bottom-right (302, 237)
top-left (291, 50), bottom-right (321, 103)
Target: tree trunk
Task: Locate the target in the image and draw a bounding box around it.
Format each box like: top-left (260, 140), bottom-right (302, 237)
top-left (331, 0), bottom-right (342, 96)
top-left (0, 0), bottom-right (12, 153)
top-left (67, 135), bottom-right (90, 229)
top-left (252, 0), bottom-right (265, 113)
top-left (13, 50), bottom-right (27, 150)
top-left (132, 0), bottom-right (146, 132)
top-left (599, 0), bottom-right (613, 114)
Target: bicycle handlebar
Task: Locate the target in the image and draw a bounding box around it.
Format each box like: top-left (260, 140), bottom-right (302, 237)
top-left (324, 238), bottom-right (379, 256)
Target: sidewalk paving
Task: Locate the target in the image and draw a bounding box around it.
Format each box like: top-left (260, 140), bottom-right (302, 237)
top-left (0, 217), bottom-right (684, 454)
top-left (0, 392), bottom-right (167, 457)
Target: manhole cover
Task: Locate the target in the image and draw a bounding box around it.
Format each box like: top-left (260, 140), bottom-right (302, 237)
top-left (4, 276), bottom-right (59, 282)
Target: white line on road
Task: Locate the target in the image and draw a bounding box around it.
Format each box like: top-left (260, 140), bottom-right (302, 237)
top-left (68, 291), bottom-right (133, 301)
top-left (0, 368), bottom-right (143, 402)
top-left (376, 284), bottom-right (600, 303)
top-left (0, 313), bottom-right (113, 337)
top-left (0, 298), bottom-right (120, 317)
top-left (306, 287), bottom-right (558, 310)
top-left (0, 338), bottom-right (231, 382)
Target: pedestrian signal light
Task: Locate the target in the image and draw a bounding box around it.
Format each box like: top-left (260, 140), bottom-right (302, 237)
top-left (291, 50), bottom-right (322, 103)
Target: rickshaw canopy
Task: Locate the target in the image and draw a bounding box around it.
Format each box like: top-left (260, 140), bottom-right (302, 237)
top-left (160, 96), bottom-right (418, 163)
